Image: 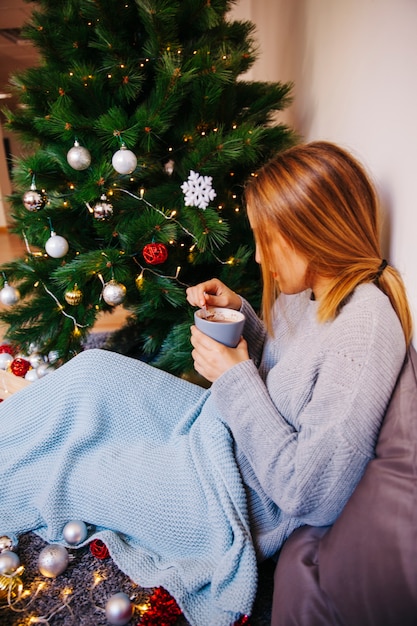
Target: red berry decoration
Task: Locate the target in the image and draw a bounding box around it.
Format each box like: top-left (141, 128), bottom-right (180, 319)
top-left (89, 539), bottom-right (110, 560)
top-left (142, 242), bottom-right (168, 265)
top-left (9, 357), bottom-right (31, 378)
top-left (0, 344), bottom-right (15, 356)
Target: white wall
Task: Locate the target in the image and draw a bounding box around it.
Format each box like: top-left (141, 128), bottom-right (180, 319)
top-left (229, 0), bottom-right (417, 344)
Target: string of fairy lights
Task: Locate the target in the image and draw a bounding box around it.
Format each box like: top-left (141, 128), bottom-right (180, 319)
top-left (0, 4), bottom-right (258, 382)
top-left (6, 18), bottom-right (251, 306)
top-left (0, 530), bottom-right (184, 625)
top-left (0, 531), bottom-right (251, 624)
top-left (0, 153), bottom-right (244, 382)
top-left (1, 128), bottom-right (246, 336)
top-left (2, 177), bottom-right (237, 307)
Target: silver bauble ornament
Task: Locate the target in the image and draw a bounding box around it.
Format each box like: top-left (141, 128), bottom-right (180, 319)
top-left (0, 283), bottom-right (20, 306)
top-left (25, 368), bottom-right (39, 382)
top-left (164, 159), bottom-right (175, 175)
top-left (22, 184), bottom-right (46, 212)
top-left (112, 144), bottom-right (137, 175)
top-left (48, 350), bottom-right (60, 364)
top-left (62, 520), bottom-right (88, 545)
top-left (0, 536), bottom-right (17, 554)
top-left (38, 544), bottom-right (69, 578)
top-left (93, 194), bottom-right (114, 220)
top-left (45, 231), bottom-right (69, 258)
top-left (105, 592), bottom-right (133, 625)
top-left (102, 280), bottom-right (126, 306)
top-left (0, 353), bottom-right (13, 370)
top-left (67, 140), bottom-right (91, 170)
top-left (29, 353), bottom-right (44, 369)
top-left (36, 362), bottom-right (54, 377)
top-left (0, 551), bottom-right (20, 575)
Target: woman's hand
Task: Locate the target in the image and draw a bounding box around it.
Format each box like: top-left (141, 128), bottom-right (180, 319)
top-left (186, 278), bottom-right (242, 311)
top-left (190, 325), bottom-right (249, 382)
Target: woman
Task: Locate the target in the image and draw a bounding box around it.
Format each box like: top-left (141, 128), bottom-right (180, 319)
top-left (0, 141), bottom-right (412, 626)
top-left (188, 139), bottom-right (412, 555)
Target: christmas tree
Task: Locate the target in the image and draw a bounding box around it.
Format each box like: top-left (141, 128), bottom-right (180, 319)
top-left (0, 0), bottom-right (295, 377)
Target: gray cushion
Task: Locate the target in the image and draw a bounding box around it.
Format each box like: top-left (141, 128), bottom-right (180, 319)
top-left (272, 345), bottom-right (417, 626)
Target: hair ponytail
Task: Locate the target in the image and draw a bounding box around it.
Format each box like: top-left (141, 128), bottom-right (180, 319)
top-left (377, 266), bottom-right (413, 346)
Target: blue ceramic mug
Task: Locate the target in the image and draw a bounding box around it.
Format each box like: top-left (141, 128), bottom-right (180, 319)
top-left (194, 307), bottom-right (245, 348)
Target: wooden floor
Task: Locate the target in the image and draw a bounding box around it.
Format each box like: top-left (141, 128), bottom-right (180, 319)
top-left (0, 229), bottom-right (129, 340)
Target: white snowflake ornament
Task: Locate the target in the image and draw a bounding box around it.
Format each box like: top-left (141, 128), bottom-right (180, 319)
top-left (181, 170), bottom-right (217, 210)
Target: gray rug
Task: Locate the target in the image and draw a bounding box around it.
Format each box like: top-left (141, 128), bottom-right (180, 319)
top-left (0, 532), bottom-right (274, 625)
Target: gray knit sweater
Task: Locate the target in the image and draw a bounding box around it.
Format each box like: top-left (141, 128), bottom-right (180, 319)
top-left (211, 283), bottom-right (406, 560)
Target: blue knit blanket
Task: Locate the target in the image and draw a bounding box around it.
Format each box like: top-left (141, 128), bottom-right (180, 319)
top-left (0, 349), bottom-right (257, 625)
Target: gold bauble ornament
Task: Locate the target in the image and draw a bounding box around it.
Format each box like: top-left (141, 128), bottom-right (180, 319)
top-left (0, 569), bottom-right (24, 606)
top-left (64, 285), bottom-right (83, 306)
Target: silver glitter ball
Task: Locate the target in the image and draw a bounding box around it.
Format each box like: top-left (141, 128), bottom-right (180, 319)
top-left (67, 140), bottom-right (91, 171)
top-left (102, 280), bottom-right (126, 306)
top-left (22, 187), bottom-right (46, 212)
top-left (164, 158), bottom-right (175, 175)
top-left (0, 353), bottom-right (13, 370)
top-left (38, 544), bottom-right (69, 578)
top-left (36, 362), bottom-right (54, 378)
top-left (112, 145), bottom-right (137, 175)
top-left (25, 368), bottom-right (39, 382)
top-left (48, 350), bottom-right (60, 363)
top-left (0, 284), bottom-right (20, 306)
top-left (63, 520), bottom-right (88, 545)
top-left (29, 353), bottom-right (44, 369)
top-left (45, 232), bottom-right (69, 258)
top-left (105, 592), bottom-right (133, 625)
top-left (93, 194), bottom-right (114, 220)
top-left (0, 550), bottom-right (20, 575)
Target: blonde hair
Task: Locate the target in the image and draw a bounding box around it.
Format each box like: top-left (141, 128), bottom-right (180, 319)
top-left (244, 141), bottom-right (413, 345)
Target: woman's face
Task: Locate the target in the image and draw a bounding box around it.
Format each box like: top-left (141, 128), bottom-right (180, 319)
top-left (255, 231), bottom-right (309, 295)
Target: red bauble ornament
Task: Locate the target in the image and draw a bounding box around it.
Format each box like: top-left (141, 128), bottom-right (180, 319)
top-left (142, 242), bottom-right (168, 265)
top-left (233, 616), bottom-right (251, 626)
top-left (141, 587), bottom-right (182, 625)
top-left (89, 539), bottom-right (110, 560)
top-left (0, 344), bottom-right (15, 356)
top-left (9, 357), bottom-right (31, 378)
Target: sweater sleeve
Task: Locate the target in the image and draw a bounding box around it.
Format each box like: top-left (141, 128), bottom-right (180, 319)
top-left (239, 298), bottom-right (266, 367)
top-left (210, 296), bottom-right (406, 527)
